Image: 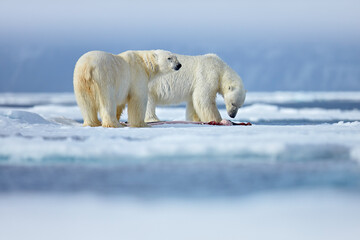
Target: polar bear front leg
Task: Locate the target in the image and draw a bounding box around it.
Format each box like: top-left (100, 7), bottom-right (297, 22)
top-left (192, 91), bottom-right (222, 122)
top-left (145, 95), bottom-right (160, 122)
top-left (186, 100), bottom-right (201, 122)
top-left (127, 92), bottom-right (150, 127)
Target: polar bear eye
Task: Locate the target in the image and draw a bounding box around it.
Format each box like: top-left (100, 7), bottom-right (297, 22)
top-left (167, 57), bottom-right (172, 61)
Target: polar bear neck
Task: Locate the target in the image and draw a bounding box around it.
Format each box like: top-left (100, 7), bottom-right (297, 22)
top-left (138, 51), bottom-right (159, 80)
top-left (220, 65), bottom-right (243, 93)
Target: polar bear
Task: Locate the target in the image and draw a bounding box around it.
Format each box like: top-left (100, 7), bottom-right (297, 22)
top-left (73, 50), bottom-right (181, 128)
top-left (145, 53), bottom-right (246, 122)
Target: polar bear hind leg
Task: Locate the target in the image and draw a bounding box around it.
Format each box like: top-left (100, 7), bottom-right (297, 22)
top-left (74, 76), bottom-right (101, 127)
top-left (82, 103), bottom-right (101, 127)
top-left (78, 95), bottom-right (101, 127)
top-left (96, 85), bottom-right (122, 128)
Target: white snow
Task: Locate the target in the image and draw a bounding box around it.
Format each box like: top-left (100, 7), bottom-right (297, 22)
top-left (242, 91), bottom-right (360, 103)
top-left (238, 103), bottom-right (360, 122)
top-left (0, 109), bottom-right (359, 163)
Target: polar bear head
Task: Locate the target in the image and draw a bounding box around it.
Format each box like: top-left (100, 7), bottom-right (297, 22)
top-left (153, 50), bottom-right (182, 73)
top-left (223, 82), bottom-right (246, 118)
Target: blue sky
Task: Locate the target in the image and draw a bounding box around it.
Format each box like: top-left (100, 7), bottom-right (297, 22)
top-left (0, 0), bottom-right (360, 92)
top-left (1, 0), bottom-right (359, 43)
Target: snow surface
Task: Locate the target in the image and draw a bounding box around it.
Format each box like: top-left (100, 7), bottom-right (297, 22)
top-left (1, 92), bottom-right (360, 240)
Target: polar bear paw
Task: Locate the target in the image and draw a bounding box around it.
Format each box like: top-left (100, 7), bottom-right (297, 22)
top-left (102, 120), bottom-right (123, 128)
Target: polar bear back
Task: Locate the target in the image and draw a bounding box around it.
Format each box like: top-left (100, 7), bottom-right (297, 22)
top-left (74, 51), bottom-right (131, 105)
top-left (149, 54), bottom-right (225, 105)
top-left (75, 51), bottom-right (129, 83)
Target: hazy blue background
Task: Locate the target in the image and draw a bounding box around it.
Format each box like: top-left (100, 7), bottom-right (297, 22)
top-left (0, 0), bottom-right (359, 92)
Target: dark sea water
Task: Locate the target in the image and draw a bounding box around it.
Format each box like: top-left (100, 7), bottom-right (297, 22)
top-left (1, 158), bottom-right (359, 198)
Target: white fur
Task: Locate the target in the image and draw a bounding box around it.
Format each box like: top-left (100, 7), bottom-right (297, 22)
top-left (145, 53), bottom-right (246, 122)
top-left (73, 50), bottom-right (181, 128)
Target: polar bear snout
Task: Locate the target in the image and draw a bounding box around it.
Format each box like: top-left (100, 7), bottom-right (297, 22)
top-left (225, 93), bottom-right (242, 118)
top-left (228, 107), bottom-right (238, 118)
top-left (169, 56), bottom-right (181, 71)
top-left (174, 63), bottom-right (182, 71)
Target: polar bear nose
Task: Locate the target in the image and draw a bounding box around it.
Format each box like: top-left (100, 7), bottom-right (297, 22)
top-left (174, 63), bottom-right (182, 71)
top-left (229, 110), bottom-right (237, 118)
top-left (228, 107), bottom-right (238, 118)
